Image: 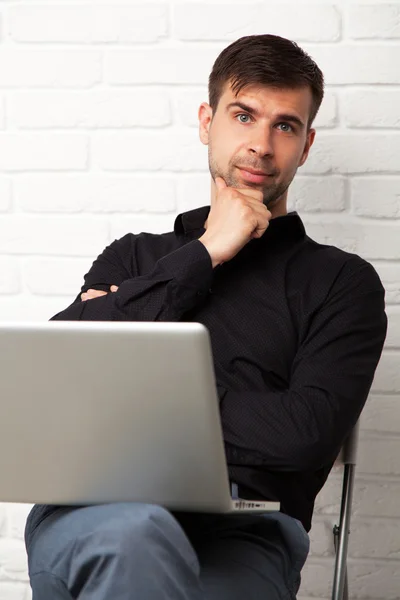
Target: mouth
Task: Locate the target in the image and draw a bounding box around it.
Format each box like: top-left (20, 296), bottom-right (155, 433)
top-left (236, 166), bottom-right (274, 185)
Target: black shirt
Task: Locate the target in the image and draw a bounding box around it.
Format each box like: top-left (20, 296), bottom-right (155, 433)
top-left (25, 206), bottom-right (387, 540)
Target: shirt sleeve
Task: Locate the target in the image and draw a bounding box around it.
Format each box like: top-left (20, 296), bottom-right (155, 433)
top-left (220, 259), bottom-right (388, 472)
top-left (50, 238), bottom-right (214, 322)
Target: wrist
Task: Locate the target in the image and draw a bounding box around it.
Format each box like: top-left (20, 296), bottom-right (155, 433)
top-left (198, 235), bottom-right (222, 269)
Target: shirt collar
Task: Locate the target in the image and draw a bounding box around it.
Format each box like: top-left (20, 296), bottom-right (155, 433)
top-left (174, 205), bottom-right (306, 244)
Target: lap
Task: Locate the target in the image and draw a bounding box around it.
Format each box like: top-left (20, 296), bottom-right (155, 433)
top-left (26, 504), bottom-right (309, 600)
top-left (27, 503), bottom-right (199, 582)
top-left (178, 511), bottom-right (309, 600)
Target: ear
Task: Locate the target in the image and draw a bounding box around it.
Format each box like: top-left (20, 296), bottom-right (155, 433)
top-left (299, 128), bottom-right (316, 167)
top-left (198, 102), bottom-right (213, 146)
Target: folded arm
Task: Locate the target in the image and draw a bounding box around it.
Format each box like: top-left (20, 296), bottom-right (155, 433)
top-left (51, 238), bottom-right (214, 322)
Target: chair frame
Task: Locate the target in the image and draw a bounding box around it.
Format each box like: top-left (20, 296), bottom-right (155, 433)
top-left (331, 421), bottom-right (360, 600)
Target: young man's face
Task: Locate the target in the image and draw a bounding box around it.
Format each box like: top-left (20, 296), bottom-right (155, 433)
top-left (199, 82), bottom-right (315, 209)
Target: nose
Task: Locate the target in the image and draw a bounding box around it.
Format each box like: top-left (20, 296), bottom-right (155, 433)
top-left (248, 125), bottom-right (274, 158)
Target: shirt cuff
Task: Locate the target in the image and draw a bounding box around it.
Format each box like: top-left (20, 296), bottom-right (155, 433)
top-left (157, 239), bottom-right (214, 298)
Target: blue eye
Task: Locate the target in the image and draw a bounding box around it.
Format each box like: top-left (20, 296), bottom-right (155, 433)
top-left (237, 113), bottom-right (251, 123)
top-left (277, 123), bottom-right (292, 132)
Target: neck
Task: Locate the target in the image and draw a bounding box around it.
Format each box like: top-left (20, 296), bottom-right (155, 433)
top-left (268, 195), bottom-right (289, 219)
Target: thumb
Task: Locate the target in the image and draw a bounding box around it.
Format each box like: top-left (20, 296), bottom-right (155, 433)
top-left (110, 285), bottom-right (119, 292)
top-left (215, 176), bottom-right (227, 192)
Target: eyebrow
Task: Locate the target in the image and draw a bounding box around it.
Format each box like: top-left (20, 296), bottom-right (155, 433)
top-left (225, 101), bottom-right (305, 129)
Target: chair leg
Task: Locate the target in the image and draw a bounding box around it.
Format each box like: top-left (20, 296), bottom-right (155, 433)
top-left (332, 464), bottom-right (356, 600)
top-left (333, 525), bottom-right (349, 600)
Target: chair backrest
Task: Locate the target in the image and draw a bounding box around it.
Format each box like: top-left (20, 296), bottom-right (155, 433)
top-left (336, 421), bottom-right (360, 466)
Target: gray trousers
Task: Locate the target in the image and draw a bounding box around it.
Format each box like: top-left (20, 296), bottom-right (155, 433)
top-left (25, 503), bottom-right (309, 599)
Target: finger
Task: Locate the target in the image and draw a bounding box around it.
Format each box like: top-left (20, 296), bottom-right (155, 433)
top-left (215, 176), bottom-right (227, 192)
top-left (251, 219), bottom-right (270, 239)
top-left (81, 293), bottom-right (88, 301)
top-left (84, 289), bottom-right (108, 300)
top-left (110, 285), bottom-right (119, 292)
top-left (87, 288), bottom-right (108, 297)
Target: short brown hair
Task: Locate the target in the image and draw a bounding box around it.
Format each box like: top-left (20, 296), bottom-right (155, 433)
top-left (209, 34), bottom-right (324, 127)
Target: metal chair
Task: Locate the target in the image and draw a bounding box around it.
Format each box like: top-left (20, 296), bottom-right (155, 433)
top-left (332, 421), bottom-right (360, 600)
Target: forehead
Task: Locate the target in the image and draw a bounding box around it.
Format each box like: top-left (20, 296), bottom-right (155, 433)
top-left (219, 82), bottom-right (313, 120)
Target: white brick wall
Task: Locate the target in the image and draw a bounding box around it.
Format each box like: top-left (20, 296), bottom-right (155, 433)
top-left (0, 2), bottom-right (399, 599)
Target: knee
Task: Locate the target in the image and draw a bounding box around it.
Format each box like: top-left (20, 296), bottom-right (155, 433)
top-left (101, 503), bottom-right (178, 549)
top-left (82, 503), bottom-right (194, 565)
top-left (28, 503), bottom-right (198, 581)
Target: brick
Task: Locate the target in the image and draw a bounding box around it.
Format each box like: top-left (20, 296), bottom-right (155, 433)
top-left (303, 133), bottom-right (400, 174)
top-left (9, 4), bottom-right (167, 43)
top-left (300, 558), bottom-right (400, 598)
top-left (349, 4), bottom-right (400, 39)
top-left (308, 517), bottom-right (335, 557)
top-left (0, 216), bottom-right (109, 256)
top-left (313, 471), bottom-right (342, 516)
top-left (0, 582), bottom-right (27, 600)
top-left (372, 351), bottom-right (400, 393)
top-left (23, 257), bottom-right (92, 296)
top-left (0, 134), bottom-right (88, 171)
top-left (93, 130), bottom-right (207, 172)
top-left (0, 538), bottom-right (29, 582)
top-left (313, 91), bottom-right (337, 129)
top-left (302, 219), bottom-right (357, 254)
top-left (315, 474), bottom-right (400, 520)
top-left (4, 504), bottom-right (32, 541)
top-left (361, 394), bottom-right (400, 434)
top-left (0, 296), bottom-right (72, 322)
top-left (345, 90), bottom-right (400, 129)
top-left (385, 308), bottom-right (400, 349)
top-left (0, 257), bottom-right (20, 294)
top-left (313, 474), bottom-right (400, 522)
top-left (0, 504), bottom-right (6, 536)
top-left (8, 91), bottom-right (171, 129)
top-left (0, 94), bottom-right (5, 129)
top-left (351, 177), bottom-right (400, 218)
top-left (172, 0), bottom-right (259, 2)
top-left (297, 560), bottom-right (333, 598)
top-left (311, 516), bottom-right (400, 560)
top-left (371, 262), bottom-right (400, 305)
top-left (357, 436), bottom-right (400, 476)
top-left (109, 213), bottom-right (176, 242)
top-left (15, 175), bottom-right (176, 213)
top-left (356, 220), bottom-right (400, 259)
top-left (172, 88), bottom-right (208, 127)
top-left (303, 217), bottom-right (400, 260)
top-left (173, 4), bottom-right (340, 42)
top-left (0, 49), bottom-right (101, 88)
top-left (177, 174), bottom-right (210, 212)
top-left (0, 177), bottom-right (12, 212)
top-left (304, 44), bottom-right (400, 84)
top-left (24, 584), bottom-right (32, 600)
top-left (15, 176), bottom-right (86, 213)
top-left (353, 479), bottom-right (400, 521)
top-left (106, 47), bottom-right (221, 85)
top-left (288, 176), bottom-right (346, 212)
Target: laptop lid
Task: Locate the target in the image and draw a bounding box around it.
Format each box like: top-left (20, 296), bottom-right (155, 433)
top-left (0, 321), bottom-right (233, 512)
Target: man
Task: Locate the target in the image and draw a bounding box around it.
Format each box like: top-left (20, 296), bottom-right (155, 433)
top-left (25, 34), bottom-right (387, 599)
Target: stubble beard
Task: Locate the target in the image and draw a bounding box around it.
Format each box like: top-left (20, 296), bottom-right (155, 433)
top-left (208, 149), bottom-right (292, 208)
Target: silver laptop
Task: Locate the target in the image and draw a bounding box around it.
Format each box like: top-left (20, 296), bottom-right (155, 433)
top-left (0, 321), bottom-right (279, 514)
